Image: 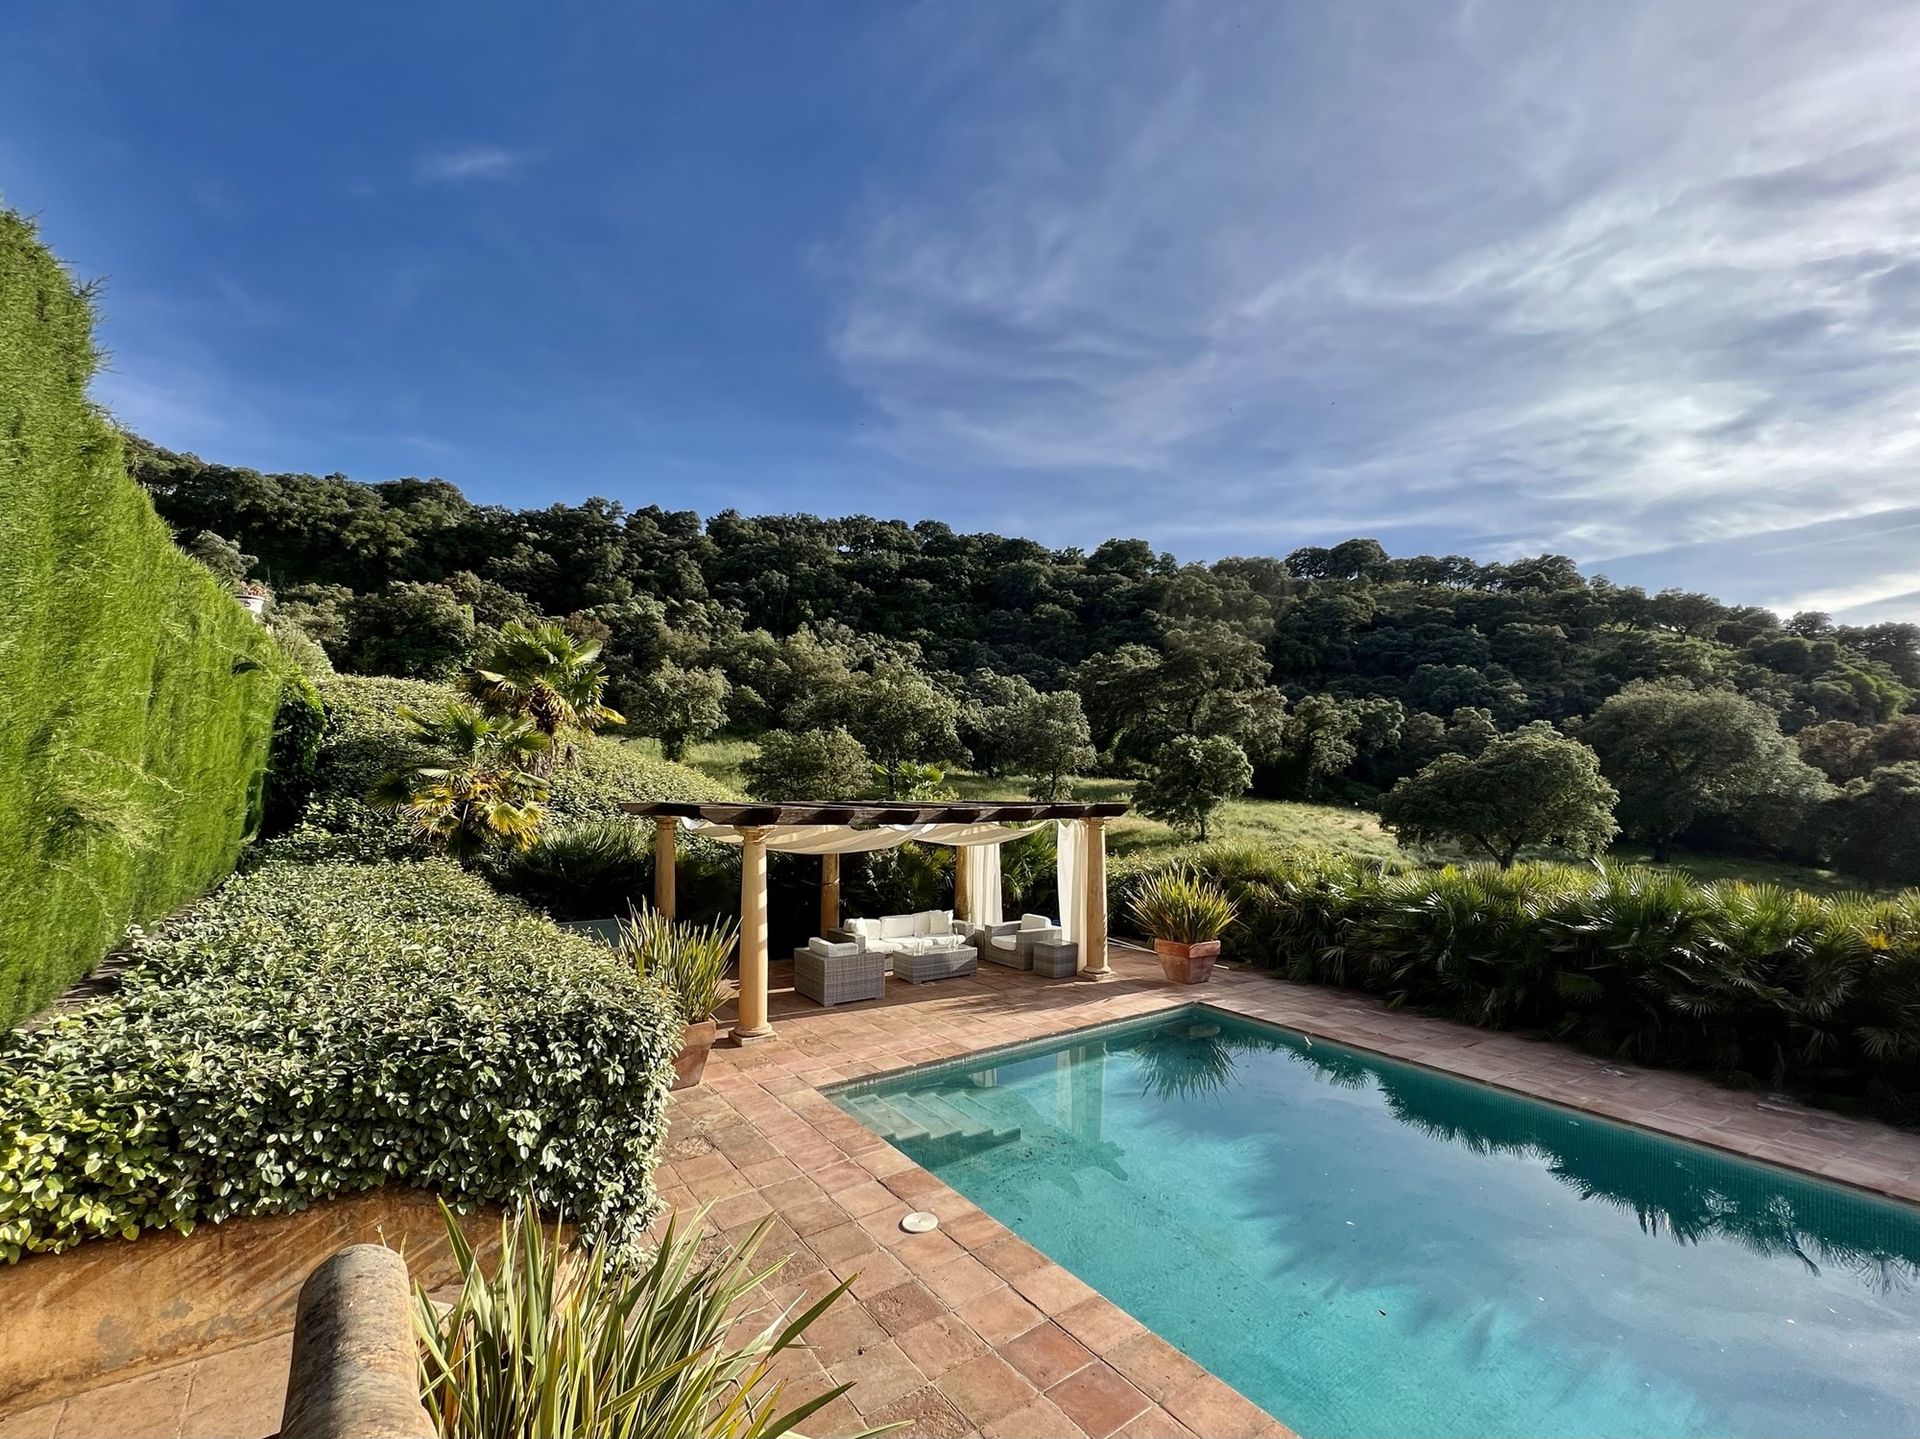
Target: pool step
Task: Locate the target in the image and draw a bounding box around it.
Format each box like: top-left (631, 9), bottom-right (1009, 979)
top-left (843, 1090), bottom-right (1023, 1157)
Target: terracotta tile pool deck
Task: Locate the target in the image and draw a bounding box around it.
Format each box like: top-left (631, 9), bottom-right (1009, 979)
top-left (4, 942), bottom-right (1914, 1437)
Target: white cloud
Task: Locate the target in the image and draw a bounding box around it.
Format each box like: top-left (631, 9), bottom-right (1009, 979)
top-left (415, 145), bottom-right (528, 184)
top-left (823, 0), bottom-right (1920, 615)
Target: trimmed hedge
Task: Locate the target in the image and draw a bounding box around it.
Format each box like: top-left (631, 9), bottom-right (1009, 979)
top-left (0, 859), bottom-right (679, 1261)
top-left (0, 207), bottom-right (282, 1026)
top-left (1112, 845), bottom-right (1920, 1122)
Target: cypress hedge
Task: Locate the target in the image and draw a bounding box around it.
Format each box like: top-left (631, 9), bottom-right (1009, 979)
top-left (0, 207), bottom-right (282, 1025)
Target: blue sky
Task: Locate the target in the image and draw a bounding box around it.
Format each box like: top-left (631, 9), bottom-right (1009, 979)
top-left (5, 2), bottom-right (1916, 620)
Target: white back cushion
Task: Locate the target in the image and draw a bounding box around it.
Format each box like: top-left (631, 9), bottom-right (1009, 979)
top-left (931, 909), bottom-right (954, 934)
top-left (880, 913), bottom-right (915, 939)
top-left (1020, 913), bottom-right (1051, 931)
top-left (847, 918), bottom-right (880, 941)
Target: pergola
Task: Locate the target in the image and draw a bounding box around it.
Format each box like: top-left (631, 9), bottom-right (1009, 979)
top-left (619, 800), bottom-right (1128, 1041)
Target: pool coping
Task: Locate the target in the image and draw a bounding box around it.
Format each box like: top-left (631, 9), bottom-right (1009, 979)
top-left (653, 943), bottom-right (1917, 1439)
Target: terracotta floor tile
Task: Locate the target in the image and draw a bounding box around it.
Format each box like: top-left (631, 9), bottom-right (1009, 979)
top-left (938, 1352), bottom-right (1039, 1426)
top-left (1046, 1365), bottom-right (1152, 1439)
top-left (0, 1404), bottom-right (64, 1439)
top-left (835, 1340), bottom-right (927, 1417)
top-left (956, 1286), bottom-right (1048, 1347)
top-left (999, 1321), bottom-right (1096, 1389)
top-left (1106, 1334), bottom-right (1208, 1406)
top-left (982, 1395), bottom-right (1088, 1439)
top-left (858, 1383), bottom-right (975, 1439)
top-left (50, 1368), bottom-right (191, 1439)
top-left (869, 1279), bottom-right (949, 1337)
top-left (178, 1333), bottom-right (293, 1438)
top-left (922, 1254), bottom-right (1007, 1308)
top-left (808, 1220), bottom-right (880, 1267)
top-left (895, 1314), bottom-right (994, 1380)
top-left (1162, 1376), bottom-right (1276, 1439)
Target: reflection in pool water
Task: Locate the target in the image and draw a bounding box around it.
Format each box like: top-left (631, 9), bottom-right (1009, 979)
top-left (832, 1008), bottom-right (1920, 1439)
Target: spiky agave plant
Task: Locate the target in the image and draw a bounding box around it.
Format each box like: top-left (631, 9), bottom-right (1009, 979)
top-left (370, 700), bottom-right (550, 862)
top-left (461, 620), bottom-right (626, 768)
top-left (618, 903), bottom-right (740, 1025)
top-left (414, 1201), bottom-right (878, 1439)
top-left (1126, 865), bottom-right (1238, 945)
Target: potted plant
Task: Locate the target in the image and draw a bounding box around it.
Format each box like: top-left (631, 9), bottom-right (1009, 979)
top-left (619, 904), bottom-right (740, 1089)
top-left (1128, 866), bottom-right (1238, 985)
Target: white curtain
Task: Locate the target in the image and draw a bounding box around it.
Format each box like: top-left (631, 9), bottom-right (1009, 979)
top-left (961, 842), bottom-right (1003, 927)
top-left (1055, 819), bottom-right (1082, 943)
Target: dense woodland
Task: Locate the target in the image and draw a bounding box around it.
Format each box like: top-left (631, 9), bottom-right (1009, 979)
top-left (130, 438), bottom-right (1920, 883)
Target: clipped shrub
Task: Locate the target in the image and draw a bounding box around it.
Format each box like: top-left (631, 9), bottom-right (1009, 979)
top-left (0, 859), bottom-right (679, 1261)
top-left (263, 672), bottom-right (327, 834)
top-left (0, 206), bottom-right (284, 1025)
top-left (544, 736), bottom-right (741, 820)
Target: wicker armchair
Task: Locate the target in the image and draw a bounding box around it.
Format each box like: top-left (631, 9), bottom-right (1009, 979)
top-left (792, 937), bottom-right (885, 1007)
top-left (978, 914), bottom-right (1064, 971)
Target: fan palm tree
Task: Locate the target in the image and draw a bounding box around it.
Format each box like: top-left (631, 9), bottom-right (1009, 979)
top-left (460, 621), bottom-right (625, 767)
top-left (371, 700), bottom-right (551, 861)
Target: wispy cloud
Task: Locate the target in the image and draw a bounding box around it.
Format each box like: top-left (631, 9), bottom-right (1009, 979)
top-left (415, 144), bottom-right (529, 184)
top-left (824, 0), bottom-right (1920, 617)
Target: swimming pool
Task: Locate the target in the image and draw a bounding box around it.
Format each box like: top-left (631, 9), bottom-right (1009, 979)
top-left (829, 1006), bottom-right (1920, 1439)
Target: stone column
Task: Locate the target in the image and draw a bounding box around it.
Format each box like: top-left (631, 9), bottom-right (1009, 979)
top-left (734, 826), bottom-right (773, 1042)
top-left (1080, 817), bottom-right (1110, 976)
top-left (652, 819), bottom-right (677, 918)
top-left (820, 852), bottom-right (841, 937)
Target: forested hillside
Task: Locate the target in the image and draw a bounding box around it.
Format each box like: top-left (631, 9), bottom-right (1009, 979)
top-left (129, 438), bottom-right (1920, 883)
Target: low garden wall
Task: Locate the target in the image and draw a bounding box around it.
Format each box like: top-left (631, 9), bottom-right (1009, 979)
top-left (0, 1188), bottom-right (495, 1413)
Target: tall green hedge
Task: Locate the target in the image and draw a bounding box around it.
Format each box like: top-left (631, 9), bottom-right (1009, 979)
top-left (0, 207), bottom-right (282, 1025)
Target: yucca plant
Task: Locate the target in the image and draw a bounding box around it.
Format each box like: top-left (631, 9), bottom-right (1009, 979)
top-left (414, 1201), bottom-right (877, 1439)
top-left (618, 904), bottom-right (740, 1025)
top-left (371, 700), bottom-right (551, 862)
top-left (1127, 865), bottom-right (1238, 945)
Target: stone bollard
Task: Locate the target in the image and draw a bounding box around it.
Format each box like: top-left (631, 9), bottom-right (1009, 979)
top-left (280, 1245), bottom-right (435, 1439)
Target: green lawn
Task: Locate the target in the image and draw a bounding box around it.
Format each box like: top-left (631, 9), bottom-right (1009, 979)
top-left (663, 737), bottom-right (1877, 895)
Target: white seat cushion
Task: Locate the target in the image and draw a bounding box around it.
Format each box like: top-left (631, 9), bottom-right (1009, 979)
top-left (989, 933), bottom-right (1018, 952)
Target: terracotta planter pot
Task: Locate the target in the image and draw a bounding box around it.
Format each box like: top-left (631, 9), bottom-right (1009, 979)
top-left (672, 1019), bottom-right (719, 1090)
top-left (1154, 938), bottom-right (1221, 985)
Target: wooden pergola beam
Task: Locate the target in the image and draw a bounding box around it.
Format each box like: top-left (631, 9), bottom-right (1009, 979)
top-left (620, 800), bottom-right (1129, 825)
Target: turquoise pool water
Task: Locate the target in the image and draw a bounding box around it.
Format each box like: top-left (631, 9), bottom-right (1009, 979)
top-left (830, 1007), bottom-right (1920, 1439)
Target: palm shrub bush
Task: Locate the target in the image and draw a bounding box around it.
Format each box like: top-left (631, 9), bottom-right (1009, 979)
top-left (416, 1203), bottom-right (868, 1439)
top-left (1111, 843), bottom-right (1920, 1120)
top-left (1353, 864), bottom-right (1591, 1026)
top-left (460, 620), bottom-right (626, 767)
top-left (372, 700), bottom-right (551, 861)
top-left (492, 818), bottom-right (653, 920)
top-left (0, 860), bottom-right (679, 1261)
top-left (1539, 866), bottom-right (1754, 1069)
